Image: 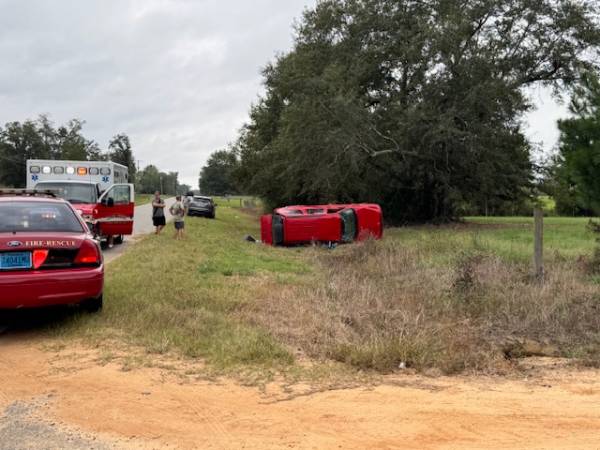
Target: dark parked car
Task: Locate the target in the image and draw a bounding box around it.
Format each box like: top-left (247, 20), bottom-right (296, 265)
top-left (187, 196), bottom-right (216, 219)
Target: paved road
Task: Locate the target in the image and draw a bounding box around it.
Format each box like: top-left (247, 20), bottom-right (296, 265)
top-left (103, 197), bottom-right (175, 263)
top-left (132, 197), bottom-right (176, 235)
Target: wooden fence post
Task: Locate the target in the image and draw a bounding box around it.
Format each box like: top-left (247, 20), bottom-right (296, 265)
top-left (533, 208), bottom-right (544, 280)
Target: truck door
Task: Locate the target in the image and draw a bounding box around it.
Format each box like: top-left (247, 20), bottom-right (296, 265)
top-left (95, 184), bottom-right (135, 236)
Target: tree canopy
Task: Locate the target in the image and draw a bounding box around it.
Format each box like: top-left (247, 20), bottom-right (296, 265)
top-left (199, 149), bottom-right (239, 196)
top-left (0, 115), bottom-right (187, 195)
top-left (108, 133), bottom-right (137, 178)
top-left (137, 165), bottom-right (183, 195)
top-left (0, 115), bottom-right (147, 190)
top-left (551, 72), bottom-right (600, 214)
top-left (0, 116), bottom-right (105, 187)
top-left (234, 0), bottom-right (600, 222)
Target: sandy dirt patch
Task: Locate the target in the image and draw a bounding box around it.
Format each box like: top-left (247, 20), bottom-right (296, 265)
top-left (1, 336), bottom-right (600, 449)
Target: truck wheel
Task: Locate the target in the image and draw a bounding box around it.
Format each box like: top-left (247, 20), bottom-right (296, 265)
top-left (82, 295), bottom-right (103, 313)
top-left (114, 235), bottom-right (124, 245)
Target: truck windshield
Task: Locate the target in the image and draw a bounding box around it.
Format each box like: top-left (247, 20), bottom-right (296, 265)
top-left (35, 182), bottom-right (97, 204)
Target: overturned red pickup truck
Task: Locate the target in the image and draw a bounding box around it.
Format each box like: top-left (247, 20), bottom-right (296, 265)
top-left (261, 204), bottom-right (383, 246)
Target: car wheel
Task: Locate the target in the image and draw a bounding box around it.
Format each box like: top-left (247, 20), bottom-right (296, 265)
top-left (82, 295), bottom-right (103, 313)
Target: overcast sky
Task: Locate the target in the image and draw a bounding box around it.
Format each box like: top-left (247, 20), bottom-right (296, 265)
top-left (0, 0), bottom-right (568, 187)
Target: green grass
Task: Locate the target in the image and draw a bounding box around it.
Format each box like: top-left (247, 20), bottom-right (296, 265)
top-left (135, 194), bottom-right (154, 206)
top-left (385, 216), bottom-right (597, 263)
top-left (58, 205), bottom-right (308, 372)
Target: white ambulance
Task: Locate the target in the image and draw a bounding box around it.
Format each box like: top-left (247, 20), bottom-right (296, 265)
top-left (26, 160), bottom-right (129, 192)
top-left (26, 160), bottom-right (135, 246)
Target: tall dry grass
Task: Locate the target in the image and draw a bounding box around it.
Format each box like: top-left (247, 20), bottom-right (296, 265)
top-left (245, 239), bottom-right (600, 374)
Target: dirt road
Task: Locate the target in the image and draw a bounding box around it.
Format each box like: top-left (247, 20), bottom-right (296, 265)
top-left (1, 336), bottom-right (599, 449)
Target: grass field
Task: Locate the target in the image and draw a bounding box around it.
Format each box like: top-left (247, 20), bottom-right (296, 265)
top-left (134, 194), bottom-right (154, 206)
top-left (386, 216), bottom-right (598, 263)
top-left (54, 211), bottom-right (600, 377)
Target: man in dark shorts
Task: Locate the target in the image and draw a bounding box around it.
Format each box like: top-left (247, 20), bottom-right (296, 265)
top-left (152, 191), bottom-right (166, 234)
top-left (169, 195), bottom-right (186, 240)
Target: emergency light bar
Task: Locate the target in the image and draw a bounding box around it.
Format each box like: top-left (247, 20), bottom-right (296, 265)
top-left (29, 164), bottom-right (112, 176)
top-left (0, 189), bottom-right (57, 198)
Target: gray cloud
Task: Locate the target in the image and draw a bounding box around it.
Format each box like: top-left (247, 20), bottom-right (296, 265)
top-left (0, 0), bottom-right (313, 186)
top-left (0, 0), bottom-right (566, 187)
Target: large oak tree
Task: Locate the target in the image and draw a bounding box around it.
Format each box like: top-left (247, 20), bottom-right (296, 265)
top-left (235, 0), bottom-right (600, 222)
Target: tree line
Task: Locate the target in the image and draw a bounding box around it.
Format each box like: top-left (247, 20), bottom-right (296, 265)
top-left (0, 115), bottom-right (188, 195)
top-left (543, 73), bottom-right (600, 216)
top-left (198, 0), bottom-right (600, 222)
top-left (138, 164), bottom-right (190, 196)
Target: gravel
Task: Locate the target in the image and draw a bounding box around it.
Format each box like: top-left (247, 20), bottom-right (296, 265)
top-left (0, 397), bottom-right (120, 450)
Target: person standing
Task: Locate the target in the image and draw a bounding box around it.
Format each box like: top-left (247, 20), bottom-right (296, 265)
top-left (169, 195), bottom-right (186, 240)
top-left (152, 191), bottom-right (166, 235)
top-left (183, 191), bottom-right (193, 216)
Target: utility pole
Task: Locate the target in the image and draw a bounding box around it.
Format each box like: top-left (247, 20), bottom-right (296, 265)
top-left (135, 160), bottom-right (143, 185)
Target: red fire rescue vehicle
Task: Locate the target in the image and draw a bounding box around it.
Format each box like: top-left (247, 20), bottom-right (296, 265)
top-left (0, 190), bottom-right (104, 311)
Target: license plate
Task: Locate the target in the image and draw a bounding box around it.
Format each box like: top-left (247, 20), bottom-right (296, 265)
top-left (0, 252), bottom-right (32, 270)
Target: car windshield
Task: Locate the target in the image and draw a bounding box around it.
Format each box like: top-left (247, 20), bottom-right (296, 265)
top-left (35, 182), bottom-right (97, 204)
top-left (193, 197), bottom-right (211, 206)
top-left (0, 201), bottom-right (84, 233)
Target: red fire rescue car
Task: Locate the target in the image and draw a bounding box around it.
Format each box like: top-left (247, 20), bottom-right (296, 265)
top-left (0, 190), bottom-right (104, 311)
top-left (261, 203), bottom-right (383, 246)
